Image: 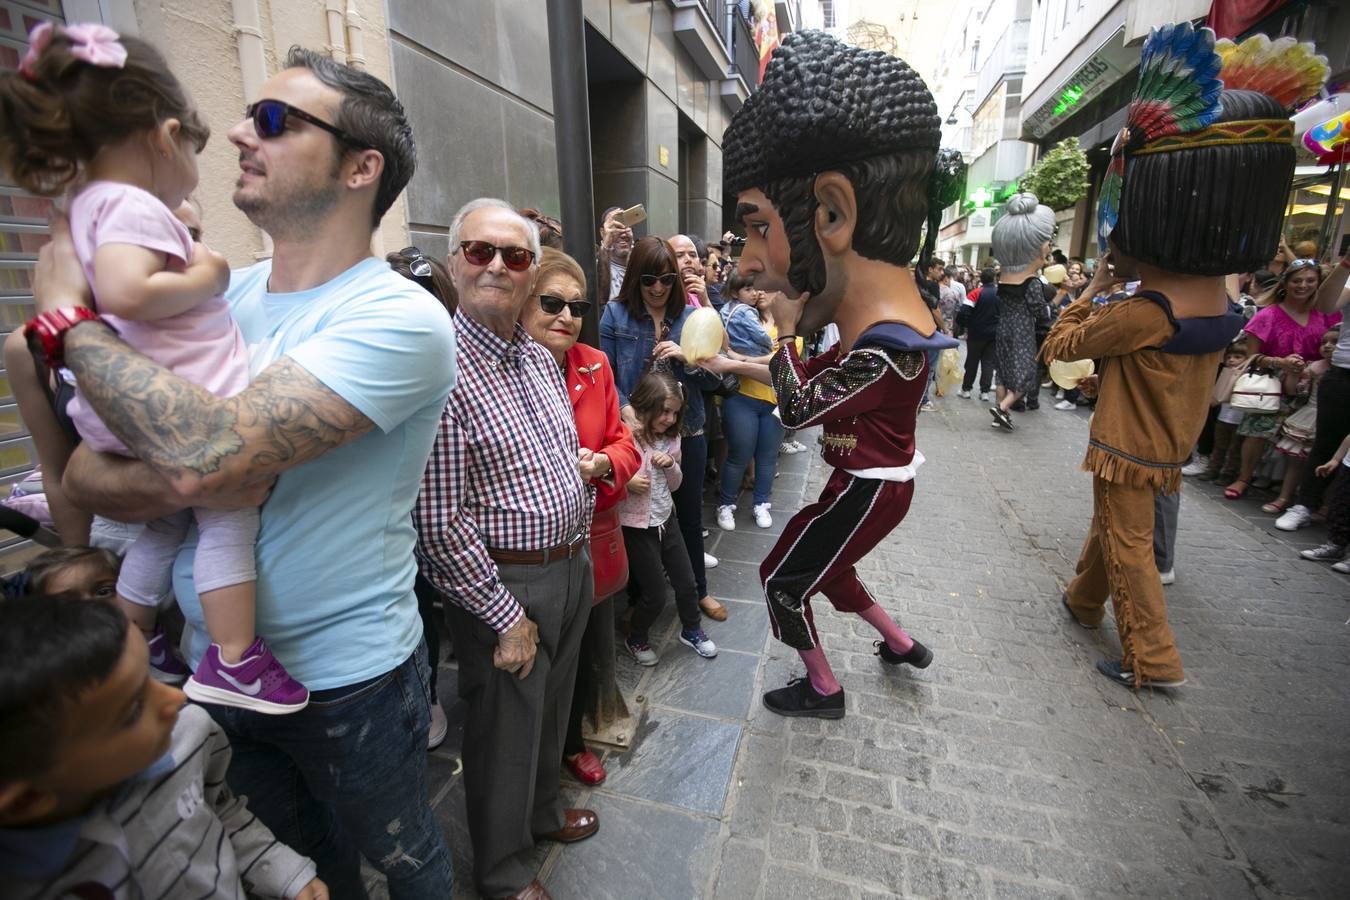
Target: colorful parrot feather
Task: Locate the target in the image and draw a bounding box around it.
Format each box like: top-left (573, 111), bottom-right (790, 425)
top-left (1126, 22), bottom-right (1223, 142)
top-left (1097, 152), bottom-right (1124, 256)
top-left (1216, 34), bottom-right (1328, 110)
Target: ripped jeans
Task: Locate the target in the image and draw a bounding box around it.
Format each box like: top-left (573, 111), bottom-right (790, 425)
top-left (206, 645), bottom-right (453, 899)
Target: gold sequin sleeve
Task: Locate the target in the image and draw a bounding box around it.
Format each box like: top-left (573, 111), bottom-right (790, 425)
top-left (770, 343), bottom-right (901, 429)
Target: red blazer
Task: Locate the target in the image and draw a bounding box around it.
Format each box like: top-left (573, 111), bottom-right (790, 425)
top-left (565, 342), bottom-right (640, 513)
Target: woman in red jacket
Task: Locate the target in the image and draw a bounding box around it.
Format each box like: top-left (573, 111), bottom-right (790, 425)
top-left (521, 247), bottom-right (641, 786)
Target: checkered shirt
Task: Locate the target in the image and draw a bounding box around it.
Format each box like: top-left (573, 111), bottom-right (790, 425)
top-left (414, 310), bottom-right (590, 633)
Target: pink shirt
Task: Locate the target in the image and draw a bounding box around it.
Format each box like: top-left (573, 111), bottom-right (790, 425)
top-left (1244, 303), bottom-right (1342, 360)
top-left (66, 181), bottom-right (249, 454)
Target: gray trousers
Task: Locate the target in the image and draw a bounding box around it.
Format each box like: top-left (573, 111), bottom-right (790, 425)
top-left (1153, 490), bottom-right (1179, 574)
top-left (445, 548), bottom-right (592, 896)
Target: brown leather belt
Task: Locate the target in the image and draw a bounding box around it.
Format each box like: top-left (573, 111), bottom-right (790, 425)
top-left (488, 533), bottom-right (587, 567)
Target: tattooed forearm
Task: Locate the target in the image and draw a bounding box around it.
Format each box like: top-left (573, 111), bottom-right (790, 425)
top-left (64, 322), bottom-right (374, 495)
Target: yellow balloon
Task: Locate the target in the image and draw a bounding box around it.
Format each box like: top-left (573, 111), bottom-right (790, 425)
top-left (679, 307), bottom-right (726, 364)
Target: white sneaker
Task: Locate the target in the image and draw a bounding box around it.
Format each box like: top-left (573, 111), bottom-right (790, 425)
top-left (957, 389), bottom-right (971, 399)
top-left (704, 552), bottom-right (719, 569)
top-left (717, 505), bottom-right (736, 531)
top-left (919, 400), bottom-right (936, 412)
top-left (1054, 399), bottom-right (1075, 410)
top-left (780, 441), bottom-right (802, 455)
top-left (789, 440), bottom-right (808, 452)
top-left (979, 391), bottom-right (992, 401)
top-left (753, 503), bottom-right (773, 528)
top-left (1055, 389), bottom-right (1065, 400)
top-left (427, 700), bottom-right (448, 750)
top-left (679, 628), bottom-right (718, 659)
top-left (1275, 504), bottom-right (1312, 531)
top-left (1180, 455), bottom-right (1209, 477)
top-left (1158, 569), bottom-right (1176, 586)
top-left (1333, 560), bottom-right (1350, 574)
top-left (1041, 380), bottom-right (1053, 389)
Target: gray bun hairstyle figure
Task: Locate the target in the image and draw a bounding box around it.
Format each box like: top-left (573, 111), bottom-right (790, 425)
top-left (991, 192), bottom-right (1056, 273)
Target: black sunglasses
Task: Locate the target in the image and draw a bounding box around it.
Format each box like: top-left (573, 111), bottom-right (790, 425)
top-left (399, 246), bottom-right (433, 278)
top-left (458, 240), bottom-right (536, 272)
top-left (539, 294), bottom-right (592, 318)
top-left (639, 273), bottom-right (678, 288)
top-left (246, 99), bottom-right (365, 147)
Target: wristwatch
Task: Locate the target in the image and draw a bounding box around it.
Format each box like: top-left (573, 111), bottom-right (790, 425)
top-left (24, 306), bottom-right (105, 369)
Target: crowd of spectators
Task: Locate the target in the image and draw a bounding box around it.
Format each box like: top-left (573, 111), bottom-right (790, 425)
top-left (3, 23), bottom-right (1348, 900)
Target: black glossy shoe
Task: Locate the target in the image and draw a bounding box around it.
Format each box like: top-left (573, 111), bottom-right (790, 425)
top-left (990, 406), bottom-right (1015, 431)
top-left (1010, 399), bottom-right (1027, 412)
top-left (874, 639), bottom-right (933, 668)
top-left (762, 677), bottom-right (845, 719)
top-left (1095, 659), bottom-right (1185, 689)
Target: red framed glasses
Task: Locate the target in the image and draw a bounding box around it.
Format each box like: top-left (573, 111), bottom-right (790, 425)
top-left (458, 240), bottom-right (536, 272)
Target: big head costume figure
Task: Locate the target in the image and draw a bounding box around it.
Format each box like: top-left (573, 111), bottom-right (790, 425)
top-left (722, 31), bottom-right (963, 719)
top-left (1042, 24), bottom-right (1327, 690)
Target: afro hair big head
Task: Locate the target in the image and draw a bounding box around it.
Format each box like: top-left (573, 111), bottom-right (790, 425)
top-left (723, 30), bottom-right (941, 196)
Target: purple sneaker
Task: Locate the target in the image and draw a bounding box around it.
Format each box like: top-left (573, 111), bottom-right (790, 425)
top-left (146, 628), bottom-right (190, 685)
top-left (184, 637), bottom-right (309, 714)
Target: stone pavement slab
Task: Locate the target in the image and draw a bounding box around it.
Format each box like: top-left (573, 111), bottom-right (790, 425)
top-left (376, 376), bottom-right (1348, 899)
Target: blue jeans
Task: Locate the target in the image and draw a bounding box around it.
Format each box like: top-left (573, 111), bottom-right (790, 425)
top-left (920, 349), bottom-right (939, 405)
top-left (720, 392), bottom-right (784, 506)
top-left (207, 646), bottom-right (453, 899)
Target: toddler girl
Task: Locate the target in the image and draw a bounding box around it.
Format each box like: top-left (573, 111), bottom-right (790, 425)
top-left (1202, 339), bottom-right (1255, 482)
top-left (0, 23), bottom-right (305, 712)
top-left (617, 372), bottom-right (717, 666)
top-left (1268, 326), bottom-right (1338, 514)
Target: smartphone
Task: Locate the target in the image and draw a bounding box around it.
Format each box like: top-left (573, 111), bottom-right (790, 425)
top-left (616, 204), bottom-right (647, 228)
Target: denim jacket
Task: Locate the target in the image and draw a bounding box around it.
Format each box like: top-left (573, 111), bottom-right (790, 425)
top-left (600, 300), bottom-right (719, 436)
top-left (720, 301), bottom-right (774, 356)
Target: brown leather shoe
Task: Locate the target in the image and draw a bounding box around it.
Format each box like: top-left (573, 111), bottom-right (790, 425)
top-left (699, 595), bottom-right (728, 621)
top-left (534, 808), bottom-right (599, 843)
top-left (490, 878), bottom-right (552, 900)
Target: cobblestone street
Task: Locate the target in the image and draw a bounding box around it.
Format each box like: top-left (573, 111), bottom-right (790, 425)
top-left (418, 380), bottom-right (1350, 900)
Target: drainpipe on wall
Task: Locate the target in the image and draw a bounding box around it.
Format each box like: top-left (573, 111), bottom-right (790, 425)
top-left (344, 1), bottom-right (367, 71)
top-left (232, 0), bottom-right (273, 258)
top-left (325, 0), bottom-right (348, 64)
top-left (231, 0), bottom-right (267, 105)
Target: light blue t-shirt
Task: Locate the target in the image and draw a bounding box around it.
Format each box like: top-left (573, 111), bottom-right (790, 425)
top-left (172, 257), bottom-right (456, 690)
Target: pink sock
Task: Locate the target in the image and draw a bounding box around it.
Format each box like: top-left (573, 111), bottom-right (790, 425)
top-left (858, 603), bottom-right (914, 654)
top-left (799, 646), bottom-right (842, 696)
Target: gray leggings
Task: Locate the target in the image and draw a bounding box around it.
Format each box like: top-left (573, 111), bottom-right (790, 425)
top-left (118, 507), bottom-right (259, 607)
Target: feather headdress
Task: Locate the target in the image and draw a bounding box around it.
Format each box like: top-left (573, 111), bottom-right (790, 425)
top-left (1098, 23), bottom-right (1223, 253)
top-left (1215, 35), bottom-right (1328, 111)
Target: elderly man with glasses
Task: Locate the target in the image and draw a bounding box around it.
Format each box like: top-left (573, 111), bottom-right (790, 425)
top-left (414, 199), bottom-right (598, 900)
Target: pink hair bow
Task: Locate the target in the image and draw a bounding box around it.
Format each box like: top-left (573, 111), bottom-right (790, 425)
top-left (19, 21), bottom-right (127, 81)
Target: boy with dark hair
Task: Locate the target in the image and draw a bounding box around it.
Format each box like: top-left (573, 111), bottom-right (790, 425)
top-left (0, 595), bottom-right (325, 899)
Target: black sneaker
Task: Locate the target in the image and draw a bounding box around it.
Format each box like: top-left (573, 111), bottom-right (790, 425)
top-left (1095, 659), bottom-right (1185, 689)
top-left (762, 677), bottom-right (845, 719)
top-left (1061, 593), bottom-right (1097, 629)
top-left (990, 406), bottom-right (1015, 430)
top-left (874, 639), bottom-right (933, 668)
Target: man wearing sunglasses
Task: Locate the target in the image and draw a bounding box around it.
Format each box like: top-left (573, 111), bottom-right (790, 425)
top-left (415, 199), bottom-right (597, 900)
top-left (33, 49), bottom-right (456, 895)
